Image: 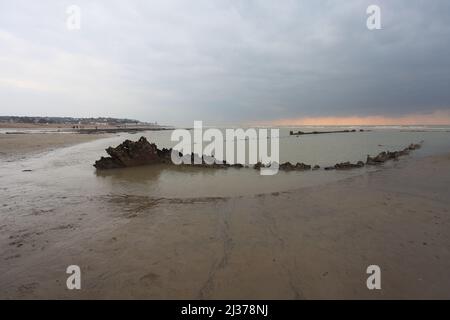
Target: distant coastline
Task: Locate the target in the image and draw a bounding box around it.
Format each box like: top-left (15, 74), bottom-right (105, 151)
top-left (0, 115), bottom-right (145, 125)
top-left (0, 115), bottom-right (172, 134)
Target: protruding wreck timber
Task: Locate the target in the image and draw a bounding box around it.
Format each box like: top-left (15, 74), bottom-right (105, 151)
top-left (94, 137), bottom-right (173, 169)
top-left (94, 136), bottom-right (315, 171)
top-left (323, 161), bottom-right (365, 171)
top-left (334, 161), bottom-right (365, 170)
top-left (254, 161), bottom-right (311, 171)
top-left (94, 137), bottom-right (241, 170)
top-left (277, 162), bottom-right (311, 171)
top-left (366, 143), bottom-right (422, 165)
top-left (94, 136), bottom-right (423, 172)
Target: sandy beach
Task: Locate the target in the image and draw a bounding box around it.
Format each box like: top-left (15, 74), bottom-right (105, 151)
top-left (1, 135), bottom-right (449, 298)
top-left (0, 133), bottom-right (110, 161)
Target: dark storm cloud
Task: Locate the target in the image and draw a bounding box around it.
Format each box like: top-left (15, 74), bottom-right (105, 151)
top-left (0, 0), bottom-right (449, 124)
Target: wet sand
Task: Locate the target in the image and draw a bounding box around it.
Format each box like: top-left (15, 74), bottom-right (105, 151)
top-left (0, 133), bottom-right (110, 161)
top-left (1, 151), bottom-right (449, 299)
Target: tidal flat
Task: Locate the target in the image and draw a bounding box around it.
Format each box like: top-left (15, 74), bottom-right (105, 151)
top-left (1, 127), bottom-right (450, 298)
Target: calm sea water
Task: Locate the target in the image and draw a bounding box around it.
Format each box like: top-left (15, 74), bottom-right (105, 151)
top-left (1, 126), bottom-right (450, 199)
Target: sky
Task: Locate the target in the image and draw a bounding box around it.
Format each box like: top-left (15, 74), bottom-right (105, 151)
top-left (1, 0), bottom-right (450, 126)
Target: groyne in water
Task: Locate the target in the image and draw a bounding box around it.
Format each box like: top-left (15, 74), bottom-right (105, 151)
top-left (289, 129), bottom-right (368, 136)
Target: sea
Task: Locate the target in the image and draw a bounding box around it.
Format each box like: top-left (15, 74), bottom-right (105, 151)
top-left (1, 125), bottom-right (450, 199)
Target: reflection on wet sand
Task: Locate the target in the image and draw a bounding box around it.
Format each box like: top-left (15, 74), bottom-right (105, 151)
top-left (95, 162), bottom-right (223, 181)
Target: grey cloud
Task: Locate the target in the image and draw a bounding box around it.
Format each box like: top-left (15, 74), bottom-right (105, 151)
top-left (0, 0), bottom-right (449, 124)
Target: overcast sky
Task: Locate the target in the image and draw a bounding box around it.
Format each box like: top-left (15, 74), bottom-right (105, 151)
top-left (1, 0), bottom-right (450, 125)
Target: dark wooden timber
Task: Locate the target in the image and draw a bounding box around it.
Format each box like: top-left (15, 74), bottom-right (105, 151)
top-left (289, 129), bottom-right (368, 136)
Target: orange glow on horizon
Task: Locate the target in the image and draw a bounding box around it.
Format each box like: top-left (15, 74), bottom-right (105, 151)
top-left (266, 110), bottom-right (450, 126)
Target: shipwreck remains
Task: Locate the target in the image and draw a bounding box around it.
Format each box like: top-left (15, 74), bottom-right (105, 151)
top-left (94, 137), bottom-right (172, 169)
top-left (94, 136), bottom-right (422, 172)
top-left (366, 143), bottom-right (421, 165)
top-left (324, 161), bottom-right (366, 171)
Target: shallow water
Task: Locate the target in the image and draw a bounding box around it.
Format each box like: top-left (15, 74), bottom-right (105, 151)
top-left (1, 126), bottom-right (450, 200)
top-left (2, 126), bottom-right (450, 299)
